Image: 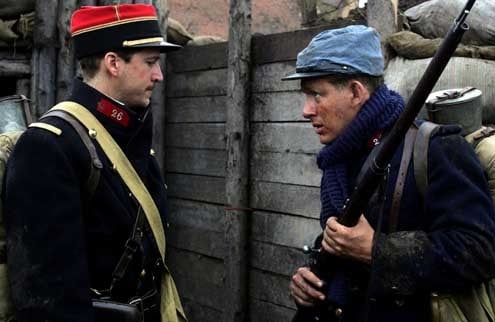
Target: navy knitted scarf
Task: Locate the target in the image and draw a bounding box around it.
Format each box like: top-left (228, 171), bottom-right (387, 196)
top-left (317, 85), bottom-right (405, 228)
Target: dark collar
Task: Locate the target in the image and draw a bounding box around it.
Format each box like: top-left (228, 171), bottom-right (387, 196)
top-left (69, 78), bottom-right (150, 131)
top-left (67, 78), bottom-right (153, 151)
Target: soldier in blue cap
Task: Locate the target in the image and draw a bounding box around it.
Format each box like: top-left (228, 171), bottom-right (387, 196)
top-left (286, 25), bottom-right (495, 321)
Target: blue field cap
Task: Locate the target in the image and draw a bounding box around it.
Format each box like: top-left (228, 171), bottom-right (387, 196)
top-left (282, 25), bottom-right (384, 80)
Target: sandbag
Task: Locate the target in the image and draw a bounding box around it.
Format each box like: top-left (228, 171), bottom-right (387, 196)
top-left (167, 18), bottom-right (193, 46)
top-left (405, 0), bottom-right (495, 46)
top-left (0, 12), bottom-right (33, 43)
top-left (0, 19), bottom-right (17, 42)
top-left (399, 0), bottom-right (428, 11)
top-left (16, 12), bottom-right (33, 39)
top-left (0, 0), bottom-right (34, 19)
top-left (384, 56), bottom-right (495, 123)
top-left (317, 0), bottom-right (358, 20)
top-left (187, 35), bottom-right (226, 46)
top-left (387, 31), bottom-right (495, 60)
top-left (466, 127), bottom-right (495, 203)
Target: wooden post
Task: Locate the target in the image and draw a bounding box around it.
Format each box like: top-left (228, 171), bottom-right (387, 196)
top-left (16, 79), bottom-right (31, 98)
top-left (150, 0), bottom-right (168, 172)
top-left (98, 0), bottom-right (133, 5)
top-left (367, 0), bottom-right (398, 64)
top-left (0, 59), bottom-right (30, 77)
top-left (79, 0), bottom-right (97, 5)
top-left (299, 0), bottom-right (318, 26)
top-left (98, 0), bottom-right (118, 5)
top-left (57, 0), bottom-right (78, 101)
top-left (32, 0), bottom-right (59, 116)
top-left (223, 0), bottom-right (251, 321)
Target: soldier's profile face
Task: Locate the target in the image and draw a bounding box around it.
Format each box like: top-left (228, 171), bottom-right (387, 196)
top-left (301, 78), bottom-right (359, 144)
top-left (115, 48), bottom-right (163, 108)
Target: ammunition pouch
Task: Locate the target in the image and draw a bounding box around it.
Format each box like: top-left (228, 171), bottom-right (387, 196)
top-left (92, 288), bottom-right (160, 322)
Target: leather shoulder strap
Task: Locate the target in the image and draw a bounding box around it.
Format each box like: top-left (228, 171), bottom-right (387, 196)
top-left (413, 121), bottom-right (440, 198)
top-left (49, 101), bottom-right (167, 264)
top-left (41, 110), bottom-right (102, 199)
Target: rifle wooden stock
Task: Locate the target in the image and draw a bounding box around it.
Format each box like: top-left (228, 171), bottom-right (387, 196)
top-left (339, 0), bottom-right (476, 227)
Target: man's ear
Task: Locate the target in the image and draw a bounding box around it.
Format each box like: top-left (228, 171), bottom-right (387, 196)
top-left (349, 80), bottom-right (370, 108)
top-left (102, 52), bottom-right (121, 77)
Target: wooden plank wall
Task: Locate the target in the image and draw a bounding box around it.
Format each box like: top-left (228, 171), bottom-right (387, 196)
top-left (166, 42), bottom-right (228, 321)
top-left (247, 29), bottom-right (325, 321)
top-left (165, 22), bottom-right (364, 322)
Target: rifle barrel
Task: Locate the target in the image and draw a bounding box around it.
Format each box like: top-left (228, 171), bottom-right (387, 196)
top-left (339, 0), bottom-right (476, 227)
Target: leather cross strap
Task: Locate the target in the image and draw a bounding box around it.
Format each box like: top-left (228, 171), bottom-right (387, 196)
top-left (49, 101), bottom-right (167, 263)
top-left (40, 109), bottom-right (103, 200)
top-left (389, 127), bottom-right (418, 232)
top-left (413, 121), bottom-right (440, 198)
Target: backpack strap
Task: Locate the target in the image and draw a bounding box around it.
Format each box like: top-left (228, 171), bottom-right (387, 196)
top-left (19, 94), bottom-right (33, 125)
top-left (413, 121), bottom-right (441, 197)
top-left (39, 110), bottom-right (103, 199)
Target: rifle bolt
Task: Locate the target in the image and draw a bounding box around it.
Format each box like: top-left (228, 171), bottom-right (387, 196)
top-left (302, 245), bottom-right (311, 254)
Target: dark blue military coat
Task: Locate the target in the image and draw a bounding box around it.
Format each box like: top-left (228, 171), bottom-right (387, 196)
top-left (337, 124), bottom-right (495, 322)
top-left (3, 79), bottom-right (168, 322)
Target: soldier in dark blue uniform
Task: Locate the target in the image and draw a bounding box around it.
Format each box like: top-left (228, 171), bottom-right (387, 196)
top-left (286, 25), bottom-right (495, 322)
top-left (3, 4), bottom-right (186, 322)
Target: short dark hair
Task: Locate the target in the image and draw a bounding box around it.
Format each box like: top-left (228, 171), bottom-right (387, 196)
top-left (79, 53), bottom-right (105, 79)
top-left (326, 74), bottom-right (384, 94)
top-left (78, 48), bottom-right (142, 80)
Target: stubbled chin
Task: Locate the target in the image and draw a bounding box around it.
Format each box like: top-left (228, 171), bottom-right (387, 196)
top-left (131, 99), bottom-right (150, 108)
top-left (319, 134), bottom-right (335, 145)
top-left (142, 94), bottom-right (151, 106)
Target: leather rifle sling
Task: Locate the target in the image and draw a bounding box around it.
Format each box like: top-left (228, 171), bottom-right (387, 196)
top-left (389, 127), bottom-right (417, 232)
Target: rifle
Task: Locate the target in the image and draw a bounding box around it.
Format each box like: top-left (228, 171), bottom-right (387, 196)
top-left (293, 0), bottom-right (477, 321)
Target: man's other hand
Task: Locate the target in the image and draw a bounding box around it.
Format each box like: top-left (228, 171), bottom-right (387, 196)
top-left (322, 215), bottom-right (374, 264)
top-left (290, 267), bottom-right (325, 306)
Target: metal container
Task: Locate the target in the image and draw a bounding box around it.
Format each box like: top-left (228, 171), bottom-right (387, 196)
top-left (425, 87), bottom-right (483, 135)
top-left (0, 95), bottom-right (32, 133)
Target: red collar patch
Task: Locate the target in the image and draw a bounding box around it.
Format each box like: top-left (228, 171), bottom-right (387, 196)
top-left (96, 98), bottom-right (130, 127)
top-left (367, 131), bottom-right (383, 149)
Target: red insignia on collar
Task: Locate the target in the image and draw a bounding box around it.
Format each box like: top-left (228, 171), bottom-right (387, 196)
top-left (367, 131), bottom-right (383, 149)
top-left (96, 98), bottom-right (130, 127)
